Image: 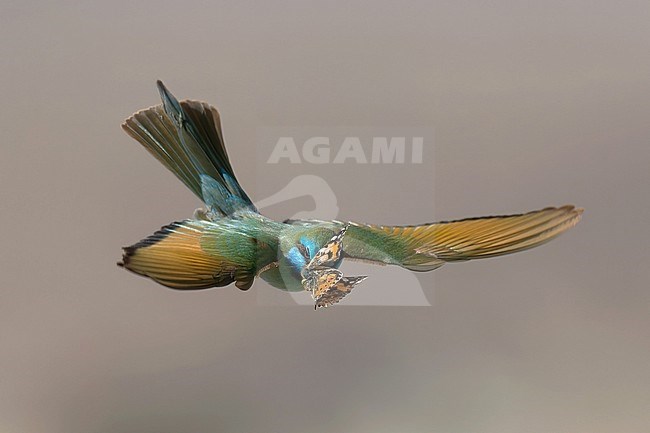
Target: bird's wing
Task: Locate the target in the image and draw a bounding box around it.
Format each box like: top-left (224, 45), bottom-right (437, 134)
top-left (118, 218), bottom-right (279, 291)
top-left (338, 205), bottom-right (583, 271)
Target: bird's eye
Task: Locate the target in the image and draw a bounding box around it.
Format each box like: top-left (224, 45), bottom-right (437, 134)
top-left (296, 243), bottom-right (310, 260)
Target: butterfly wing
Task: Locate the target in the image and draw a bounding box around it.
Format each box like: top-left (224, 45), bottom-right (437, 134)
top-left (306, 224), bottom-right (349, 269)
top-left (314, 275), bottom-right (368, 309)
top-left (301, 267), bottom-right (343, 295)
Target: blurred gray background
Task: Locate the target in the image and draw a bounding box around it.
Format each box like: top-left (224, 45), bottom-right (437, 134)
top-left (1, 1), bottom-right (649, 432)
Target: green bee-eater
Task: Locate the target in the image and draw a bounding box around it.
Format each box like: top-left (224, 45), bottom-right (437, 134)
top-left (118, 81), bottom-right (583, 308)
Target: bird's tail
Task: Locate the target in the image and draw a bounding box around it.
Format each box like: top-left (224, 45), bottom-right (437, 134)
top-left (122, 81), bottom-right (256, 217)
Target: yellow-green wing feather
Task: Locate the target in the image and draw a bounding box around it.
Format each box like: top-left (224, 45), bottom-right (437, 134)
top-left (118, 218), bottom-right (279, 291)
top-left (342, 205), bottom-right (583, 271)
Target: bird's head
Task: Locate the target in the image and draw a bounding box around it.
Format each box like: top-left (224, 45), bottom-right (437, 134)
top-left (286, 237), bottom-right (318, 271)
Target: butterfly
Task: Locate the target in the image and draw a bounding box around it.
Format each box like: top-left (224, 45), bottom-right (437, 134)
top-left (299, 224), bottom-right (367, 309)
top-left (314, 275), bottom-right (368, 309)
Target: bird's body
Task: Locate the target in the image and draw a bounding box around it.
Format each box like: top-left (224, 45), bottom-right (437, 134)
top-left (118, 82), bottom-right (583, 308)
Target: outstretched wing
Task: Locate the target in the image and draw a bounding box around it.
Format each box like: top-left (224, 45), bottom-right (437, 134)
top-left (339, 205), bottom-right (583, 271)
top-left (118, 218), bottom-right (279, 291)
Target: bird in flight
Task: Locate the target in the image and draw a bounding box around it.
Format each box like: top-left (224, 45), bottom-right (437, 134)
top-left (118, 81), bottom-right (583, 309)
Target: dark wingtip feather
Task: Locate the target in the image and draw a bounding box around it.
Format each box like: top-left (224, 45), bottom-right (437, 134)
top-left (118, 222), bottom-right (181, 271)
